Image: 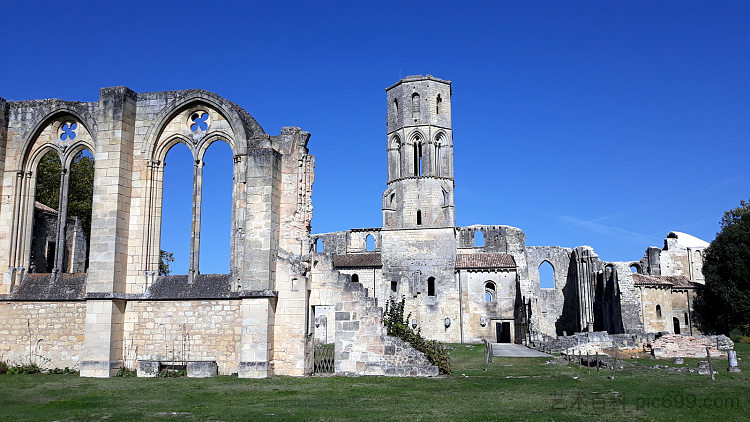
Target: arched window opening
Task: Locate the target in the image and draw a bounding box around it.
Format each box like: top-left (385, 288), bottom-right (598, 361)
top-left (66, 149), bottom-right (94, 273)
top-left (484, 281), bottom-right (496, 302)
top-left (673, 317), bottom-right (680, 334)
top-left (656, 305), bottom-right (662, 319)
top-left (442, 190), bottom-right (449, 207)
top-left (416, 210), bottom-right (422, 226)
top-left (684, 312), bottom-right (689, 325)
top-left (539, 261), bottom-right (555, 289)
top-left (365, 234), bottom-right (375, 251)
top-left (693, 250), bottom-right (702, 264)
top-left (412, 138), bottom-right (423, 176)
top-left (630, 264), bottom-right (639, 273)
top-left (199, 141), bottom-right (233, 274)
top-left (411, 92), bottom-right (420, 118)
top-left (393, 98), bottom-right (398, 114)
top-left (315, 238), bottom-right (323, 253)
top-left (160, 142), bottom-right (193, 275)
top-left (390, 281), bottom-right (398, 293)
top-left (436, 94), bottom-right (442, 114)
top-left (427, 277), bottom-right (436, 296)
top-left (30, 150), bottom-right (62, 274)
top-left (474, 230), bottom-right (485, 247)
top-left (389, 193), bottom-right (396, 208)
top-left (351, 274), bottom-right (359, 283)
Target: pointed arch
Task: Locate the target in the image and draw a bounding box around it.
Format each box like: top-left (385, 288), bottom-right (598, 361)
top-left (539, 261), bottom-right (555, 289)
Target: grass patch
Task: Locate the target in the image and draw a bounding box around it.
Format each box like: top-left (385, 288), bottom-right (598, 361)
top-left (1, 344), bottom-right (748, 421)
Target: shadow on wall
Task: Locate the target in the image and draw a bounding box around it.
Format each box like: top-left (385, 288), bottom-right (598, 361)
top-left (555, 255), bottom-right (579, 336)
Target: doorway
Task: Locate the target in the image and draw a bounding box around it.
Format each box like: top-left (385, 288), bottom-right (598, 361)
top-left (495, 321), bottom-right (511, 343)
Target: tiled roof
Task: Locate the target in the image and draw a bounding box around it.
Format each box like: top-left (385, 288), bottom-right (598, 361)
top-left (333, 253), bottom-right (382, 268)
top-left (455, 253), bottom-right (516, 269)
top-left (632, 274), bottom-right (699, 288)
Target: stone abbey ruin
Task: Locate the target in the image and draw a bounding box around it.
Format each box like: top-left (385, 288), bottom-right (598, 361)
top-left (0, 75), bottom-right (711, 377)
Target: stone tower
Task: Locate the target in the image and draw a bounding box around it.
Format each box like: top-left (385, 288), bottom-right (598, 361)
top-left (382, 75), bottom-right (454, 229)
top-left (380, 75), bottom-right (459, 342)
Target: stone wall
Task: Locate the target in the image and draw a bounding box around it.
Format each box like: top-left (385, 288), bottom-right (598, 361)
top-left (381, 227), bottom-right (459, 342)
top-left (122, 300), bottom-right (241, 375)
top-left (458, 269), bottom-right (516, 343)
top-left (526, 246), bottom-right (575, 337)
top-left (0, 301), bottom-right (85, 369)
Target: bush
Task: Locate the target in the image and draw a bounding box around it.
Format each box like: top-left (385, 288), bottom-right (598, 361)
top-left (7, 363), bottom-right (41, 375)
top-left (47, 367), bottom-right (77, 375)
top-left (383, 296), bottom-right (451, 374)
top-left (115, 367), bottom-right (137, 377)
top-left (0, 361), bottom-right (8, 374)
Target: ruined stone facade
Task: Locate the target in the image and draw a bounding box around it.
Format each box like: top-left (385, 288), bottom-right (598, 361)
top-left (0, 75), bottom-right (708, 378)
top-left (312, 75), bottom-right (709, 347)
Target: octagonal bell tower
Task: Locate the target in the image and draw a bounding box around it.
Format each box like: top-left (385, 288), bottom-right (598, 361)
top-left (382, 75), bottom-right (455, 229)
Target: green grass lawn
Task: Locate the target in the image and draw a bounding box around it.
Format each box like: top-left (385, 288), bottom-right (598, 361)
top-left (1, 344), bottom-right (748, 421)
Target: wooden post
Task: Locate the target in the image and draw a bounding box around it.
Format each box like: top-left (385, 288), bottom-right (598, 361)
top-left (596, 351), bottom-right (600, 373)
top-left (587, 352), bottom-right (590, 375)
top-left (578, 350), bottom-right (582, 369)
top-left (706, 347), bottom-right (715, 381)
top-left (610, 345), bottom-right (618, 380)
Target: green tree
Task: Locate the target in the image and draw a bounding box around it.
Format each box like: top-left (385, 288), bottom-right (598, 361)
top-left (34, 151), bottom-right (62, 210)
top-left (159, 249), bottom-right (175, 276)
top-left (35, 150), bottom-right (94, 238)
top-left (693, 199), bottom-right (750, 335)
top-left (67, 151), bottom-right (95, 239)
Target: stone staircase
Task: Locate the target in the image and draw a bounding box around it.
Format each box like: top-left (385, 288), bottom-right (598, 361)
top-left (333, 276), bottom-right (439, 376)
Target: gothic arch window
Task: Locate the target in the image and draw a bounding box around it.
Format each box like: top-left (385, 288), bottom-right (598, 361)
top-left (539, 261), bottom-right (555, 289)
top-left (315, 238), bottom-right (323, 252)
top-left (393, 98), bottom-right (399, 114)
top-left (693, 250), bottom-right (702, 264)
top-left (436, 94), bottom-right (442, 114)
top-left (656, 305), bottom-right (662, 319)
top-left (389, 193), bottom-right (396, 208)
top-left (412, 135), bottom-right (423, 176)
top-left (427, 276), bottom-right (436, 296)
top-left (145, 106), bottom-right (239, 283)
top-left (411, 92), bottom-right (420, 118)
top-left (366, 234), bottom-right (375, 251)
top-left (15, 117), bottom-right (96, 280)
top-left (417, 210), bottom-right (422, 226)
top-left (474, 230), bottom-right (485, 247)
top-left (484, 281), bottom-right (496, 302)
top-left (352, 273), bottom-right (359, 283)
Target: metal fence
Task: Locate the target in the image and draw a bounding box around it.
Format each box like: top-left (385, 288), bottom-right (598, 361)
top-left (313, 343), bottom-right (334, 374)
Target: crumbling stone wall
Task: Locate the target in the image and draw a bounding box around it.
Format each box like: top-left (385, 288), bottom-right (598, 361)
top-left (526, 246), bottom-right (575, 337)
top-left (0, 301), bottom-right (85, 369)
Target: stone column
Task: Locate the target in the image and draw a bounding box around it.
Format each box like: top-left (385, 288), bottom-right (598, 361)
top-left (53, 167), bottom-right (70, 273)
top-left (188, 159), bottom-right (204, 281)
top-left (242, 148), bottom-right (281, 290)
top-left (238, 296), bottom-right (276, 378)
top-left (81, 87), bottom-right (136, 377)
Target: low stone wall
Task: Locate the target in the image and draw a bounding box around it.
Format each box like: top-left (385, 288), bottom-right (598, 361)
top-left (334, 282), bottom-right (438, 376)
top-left (0, 301), bottom-right (85, 369)
top-left (652, 334), bottom-right (732, 359)
top-left (123, 300), bottom-right (242, 375)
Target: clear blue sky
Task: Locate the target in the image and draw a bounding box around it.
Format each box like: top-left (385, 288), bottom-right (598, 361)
top-left (2, 1), bottom-right (748, 273)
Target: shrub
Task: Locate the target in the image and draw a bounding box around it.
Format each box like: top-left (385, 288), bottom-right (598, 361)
top-left (0, 361), bottom-right (8, 374)
top-left (7, 363), bottom-right (41, 375)
top-left (115, 367), bottom-right (137, 377)
top-left (383, 296), bottom-right (451, 374)
top-left (47, 367), bottom-right (77, 375)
